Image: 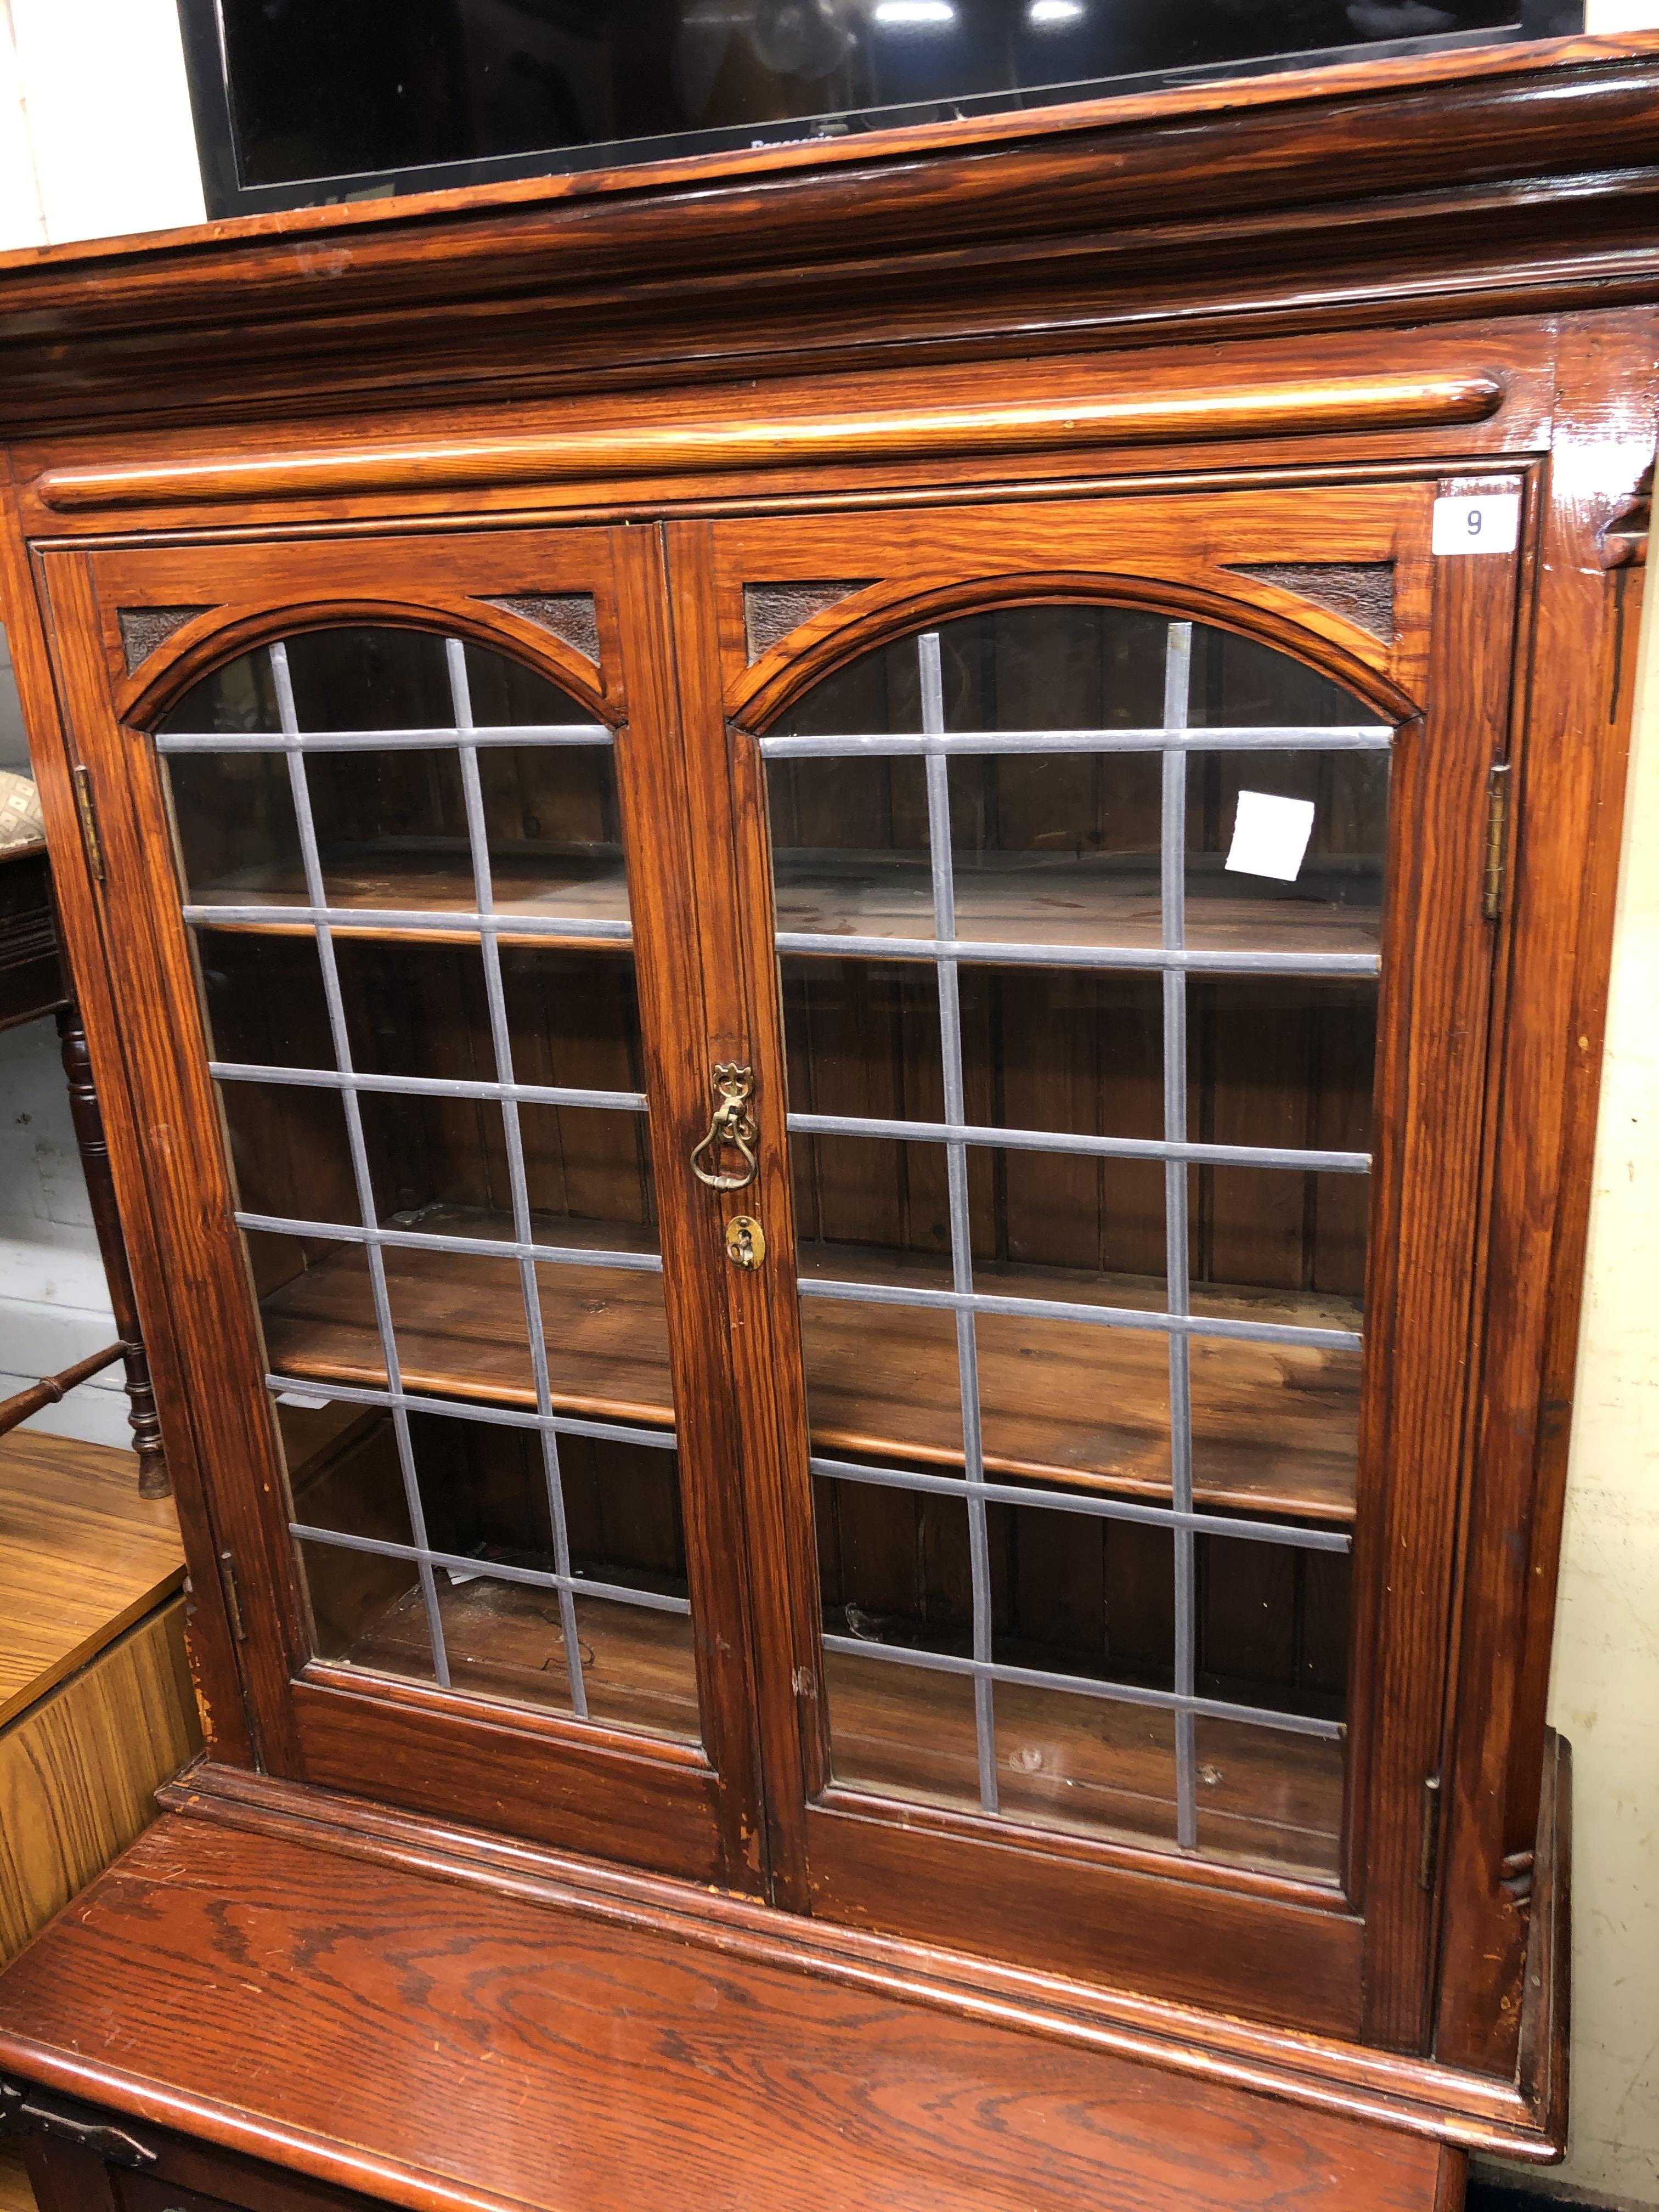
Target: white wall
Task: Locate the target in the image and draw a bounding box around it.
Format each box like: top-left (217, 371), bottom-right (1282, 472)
top-left (0, 627), bottom-right (131, 1452)
top-left (0, 5), bottom-right (1654, 2202)
top-left (0, 0), bottom-right (202, 1454)
top-left (1530, 558), bottom-right (1659, 2209)
top-left (0, 1012), bottom-right (132, 1451)
top-left (0, 0), bottom-right (202, 251)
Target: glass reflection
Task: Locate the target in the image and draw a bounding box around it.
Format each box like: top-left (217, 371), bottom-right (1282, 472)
top-left (215, 0), bottom-right (1533, 195)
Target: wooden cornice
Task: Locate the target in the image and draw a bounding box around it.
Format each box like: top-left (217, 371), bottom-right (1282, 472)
top-left (1, 35), bottom-right (1658, 437)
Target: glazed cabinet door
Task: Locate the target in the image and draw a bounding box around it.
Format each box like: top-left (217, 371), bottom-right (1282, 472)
top-left (673, 476), bottom-right (1526, 2039)
top-left (35, 528), bottom-right (766, 1889)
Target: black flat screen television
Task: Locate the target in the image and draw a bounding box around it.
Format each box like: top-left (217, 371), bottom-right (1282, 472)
top-left (177, 0), bottom-right (1585, 220)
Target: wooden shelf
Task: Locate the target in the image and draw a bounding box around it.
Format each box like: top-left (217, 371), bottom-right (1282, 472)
top-left (261, 1208), bottom-right (1361, 1523)
top-left (0, 1429), bottom-right (185, 1728)
top-left (775, 849), bottom-right (1384, 961)
top-left (337, 1573), bottom-right (702, 1745)
top-left (329, 1574), bottom-right (1341, 1879)
top-left (190, 844), bottom-right (1383, 962)
top-left (190, 842), bottom-right (633, 952)
top-left (823, 1643), bottom-right (1342, 1880)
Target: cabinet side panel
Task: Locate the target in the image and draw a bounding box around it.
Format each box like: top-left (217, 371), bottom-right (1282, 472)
top-left (1436, 308), bottom-right (1658, 2074)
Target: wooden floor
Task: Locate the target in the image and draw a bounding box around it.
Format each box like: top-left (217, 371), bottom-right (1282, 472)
top-left (338, 1573), bottom-right (1342, 1880)
top-left (192, 843), bottom-right (1384, 960)
top-left (0, 2143), bottom-right (30, 2211)
top-left (0, 1427), bottom-right (186, 1726)
top-left (263, 1209), bottom-right (1361, 1521)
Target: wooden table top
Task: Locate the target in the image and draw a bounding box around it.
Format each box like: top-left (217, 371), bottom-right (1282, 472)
top-left (0, 1429), bottom-right (185, 1726)
top-left (0, 1797), bottom-right (1452, 2212)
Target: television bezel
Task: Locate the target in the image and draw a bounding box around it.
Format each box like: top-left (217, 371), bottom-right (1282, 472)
top-left (176, 0), bottom-right (1585, 222)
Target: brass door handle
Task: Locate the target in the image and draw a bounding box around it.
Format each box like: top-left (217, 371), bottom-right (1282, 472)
top-left (690, 1063), bottom-right (759, 1190)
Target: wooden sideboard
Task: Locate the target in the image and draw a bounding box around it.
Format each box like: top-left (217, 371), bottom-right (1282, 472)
top-left (0, 1427), bottom-right (199, 2211)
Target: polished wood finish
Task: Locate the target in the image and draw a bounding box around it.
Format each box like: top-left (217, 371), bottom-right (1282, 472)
top-left (151, 1745), bottom-right (1564, 2158)
top-left (0, 36), bottom-right (1649, 449)
top-left (0, 1796), bottom-right (1469, 2212)
top-left (0, 1430), bottom-right (184, 1728)
top-left (682, 477), bottom-right (1518, 2027)
top-left (0, 489), bottom-right (250, 1778)
top-left (0, 1435), bottom-right (198, 2091)
top-left (261, 1216), bottom-right (1360, 1521)
top-left (1435, 316), bottom-right (1658, 2078)
top-left (36, 371), bottom-right (1503, 511)
top-left (0, 29), bottom-right (1645, 2205)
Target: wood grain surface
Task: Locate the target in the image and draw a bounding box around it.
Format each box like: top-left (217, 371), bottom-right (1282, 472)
top-left (185, 847), bottom-right (1382, 959)
top-left (318, 1588), bottom-right (1341, 1876)
top-left (0, 25), bottom-right (1638, 2158)
top-left (259, 1207), bottom-right (1360, 1519)
top-left (0, 1598), bottom-right (199, 1962)
top-left (36, 373), bottom-right (1501, 511)
top-left (0, 1432), bottom-right (183, 1726)
top-left (0, 1811), bottom-right (1456, 2212)
top-left (0, 34), bottom-right (1650, 448)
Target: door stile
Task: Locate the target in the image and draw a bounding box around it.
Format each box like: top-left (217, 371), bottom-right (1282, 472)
top-left (566, 522), bottom-right (772, 1892)
top-left (8, 521), bottom-right (254, 1768)
top-left (1347, 473), bottom-right (1526, 2049)
top-left (659, 518), bottom-right (823, 1913)
top-left (31, 547), bottom-right (306, 1772)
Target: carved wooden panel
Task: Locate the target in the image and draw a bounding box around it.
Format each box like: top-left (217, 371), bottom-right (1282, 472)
top-left (743, 582), bottom-right (875, 662)
top-left (117, 607), bottom-right (213, 675)
top-left (481, 593), bottom-right (601, 665)
top-left (1224, 563), bottom-right (1395, 640)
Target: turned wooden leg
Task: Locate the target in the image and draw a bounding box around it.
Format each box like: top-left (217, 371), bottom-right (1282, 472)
top-left (54, 1006), bottom-right (170, 1499)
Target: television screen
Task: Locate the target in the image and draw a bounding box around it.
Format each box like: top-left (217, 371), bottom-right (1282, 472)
top-left (178, 0), bottom-right (1583, 219)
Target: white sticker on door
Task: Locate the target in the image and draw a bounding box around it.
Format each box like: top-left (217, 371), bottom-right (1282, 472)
top-left (1225, 790), bottom-right (1316, 883)
top-left (1431, 493), bottom-right (1521, 555)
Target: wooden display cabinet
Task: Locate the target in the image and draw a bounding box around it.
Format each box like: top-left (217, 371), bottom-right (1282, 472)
top-left (0, 29), bottom-right (1652, 2212)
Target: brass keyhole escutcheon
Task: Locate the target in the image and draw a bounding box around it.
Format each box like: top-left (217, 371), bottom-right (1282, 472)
top-left (725, 1215), bottom-right (766, 1269)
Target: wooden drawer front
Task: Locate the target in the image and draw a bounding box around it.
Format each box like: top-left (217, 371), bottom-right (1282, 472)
top-left (120, 2176), bottom-right (244, 2212)
top-left (118, 2162), bottom-right (379, 2212)
top-left (17, 2128), bottom-right (379, 2212)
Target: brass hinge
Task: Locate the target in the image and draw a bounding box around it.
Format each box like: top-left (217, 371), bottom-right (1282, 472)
top-left (71, 763), bottom-right (104, 885)
top-left (1418, 1773), bottom-right (1443, 1891)
top-left (218, 1547), bottom-right (247, 1641)
top-left (1481, 762), bottom-right (1510, 922)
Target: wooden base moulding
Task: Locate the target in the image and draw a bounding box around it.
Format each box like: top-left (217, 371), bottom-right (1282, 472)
top-left (0, 1742), bottom-right (1570, 2212)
